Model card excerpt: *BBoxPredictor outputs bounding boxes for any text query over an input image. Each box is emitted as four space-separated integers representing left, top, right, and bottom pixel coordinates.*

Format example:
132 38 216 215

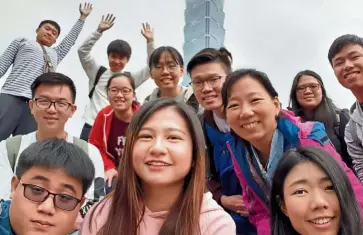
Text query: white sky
0 0 362 136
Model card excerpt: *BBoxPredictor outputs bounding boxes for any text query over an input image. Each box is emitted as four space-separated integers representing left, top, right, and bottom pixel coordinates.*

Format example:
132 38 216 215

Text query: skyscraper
182 0 226 85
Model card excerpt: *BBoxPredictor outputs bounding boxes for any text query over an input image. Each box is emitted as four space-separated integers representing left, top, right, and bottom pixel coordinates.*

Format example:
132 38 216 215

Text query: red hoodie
89 103 140 171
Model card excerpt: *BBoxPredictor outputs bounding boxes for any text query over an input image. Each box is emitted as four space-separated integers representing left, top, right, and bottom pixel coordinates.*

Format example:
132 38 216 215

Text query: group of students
0 2 363 235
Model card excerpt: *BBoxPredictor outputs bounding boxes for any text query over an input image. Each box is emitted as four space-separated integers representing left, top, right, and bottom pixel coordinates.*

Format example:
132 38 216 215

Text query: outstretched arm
131 23 155 88
78 14 115 82
0 39 22 78
54 2 93 63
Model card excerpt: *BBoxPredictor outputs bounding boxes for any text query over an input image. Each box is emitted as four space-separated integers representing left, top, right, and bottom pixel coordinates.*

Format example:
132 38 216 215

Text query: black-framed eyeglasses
34 98 73 111
19 181 81 211
190 76 224 91
296 83 321 93
152 63 180 73
108 87 133 96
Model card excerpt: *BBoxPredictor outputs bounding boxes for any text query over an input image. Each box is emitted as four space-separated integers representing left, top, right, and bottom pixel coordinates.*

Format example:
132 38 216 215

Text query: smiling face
9 167 82 235
107 76 135 112
282 161 341 235
108 53 129 72
296 75 323 111
132 106 193 189
225 76 280 146
332 44 363 91
190 62 227 111
36 23 59 47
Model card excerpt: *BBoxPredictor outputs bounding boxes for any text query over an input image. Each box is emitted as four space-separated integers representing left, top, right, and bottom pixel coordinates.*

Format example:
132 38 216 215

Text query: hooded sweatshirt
80 192 236 235
345 101 363 183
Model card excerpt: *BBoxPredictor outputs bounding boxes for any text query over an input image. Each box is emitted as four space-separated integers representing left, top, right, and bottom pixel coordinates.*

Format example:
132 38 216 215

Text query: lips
31 219 54 228
146 160 171 166
344 71 360 80
241 121 260 129
202 95 217 101
44 117 58 121
308 217 333 225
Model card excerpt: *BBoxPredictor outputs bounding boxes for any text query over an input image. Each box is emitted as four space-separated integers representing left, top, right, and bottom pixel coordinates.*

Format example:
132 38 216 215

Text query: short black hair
148 46 184 68
31 72 77 103
107 39 132 60
187 47 232 75
38 20 61 36
16 139 95 196
328 34 363 65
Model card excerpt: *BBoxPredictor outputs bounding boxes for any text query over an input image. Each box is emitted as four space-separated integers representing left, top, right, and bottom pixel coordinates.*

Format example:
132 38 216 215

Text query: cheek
283 196 308 229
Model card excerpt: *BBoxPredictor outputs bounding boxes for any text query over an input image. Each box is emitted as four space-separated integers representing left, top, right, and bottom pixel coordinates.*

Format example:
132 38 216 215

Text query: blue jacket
0 200 14 235
202 111 256 234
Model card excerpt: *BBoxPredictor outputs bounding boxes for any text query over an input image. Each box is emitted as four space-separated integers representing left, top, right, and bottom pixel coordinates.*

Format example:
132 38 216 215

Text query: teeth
310 218 332 225
242 121 258 129
147 162 169 166
346 72 359 79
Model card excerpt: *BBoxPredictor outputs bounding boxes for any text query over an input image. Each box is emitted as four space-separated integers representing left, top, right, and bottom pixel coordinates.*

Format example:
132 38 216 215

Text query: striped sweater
0 19 84 99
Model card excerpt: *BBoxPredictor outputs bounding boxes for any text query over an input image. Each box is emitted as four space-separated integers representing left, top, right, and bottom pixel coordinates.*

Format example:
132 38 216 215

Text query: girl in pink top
80 99 236 235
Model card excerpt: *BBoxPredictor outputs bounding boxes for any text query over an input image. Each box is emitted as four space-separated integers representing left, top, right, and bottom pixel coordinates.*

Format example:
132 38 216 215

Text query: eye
227 103 238 109
251 98 262 103
325 185 335 191
353 55 361 60
57 102 68 107
168 135 182 140
58 194 74 202
292 189 307 195
138 134 152 139
29 185 46 195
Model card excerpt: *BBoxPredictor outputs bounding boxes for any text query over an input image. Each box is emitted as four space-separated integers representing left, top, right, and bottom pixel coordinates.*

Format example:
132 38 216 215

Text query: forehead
298 75 319 85
285 162 327 184
230 76 268 97
334 44 363 59
191 62 227 80
109 77 132 87
156 51 177 63
142 107 189 131
40 23 59 33
34 84 73 101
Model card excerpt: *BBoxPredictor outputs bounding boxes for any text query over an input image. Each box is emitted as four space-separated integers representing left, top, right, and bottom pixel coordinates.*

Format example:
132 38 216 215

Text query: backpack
88 66 107 99
6 136 89 171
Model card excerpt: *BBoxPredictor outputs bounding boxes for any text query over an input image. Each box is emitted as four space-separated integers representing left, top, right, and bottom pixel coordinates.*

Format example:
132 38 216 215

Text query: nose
310 190 329 211
304 87 313 94
161 66 171 75
46 103 57 113
343 60 354 71
149 137 167 156
37 195 56 215
201 81 213 93
238 104 254 119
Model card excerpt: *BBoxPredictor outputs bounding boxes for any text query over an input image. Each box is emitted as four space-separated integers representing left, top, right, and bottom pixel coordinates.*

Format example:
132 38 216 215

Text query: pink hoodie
79 192 236 235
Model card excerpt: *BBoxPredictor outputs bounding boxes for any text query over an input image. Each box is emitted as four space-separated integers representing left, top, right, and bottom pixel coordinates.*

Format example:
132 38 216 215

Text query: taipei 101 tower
182 0 226 85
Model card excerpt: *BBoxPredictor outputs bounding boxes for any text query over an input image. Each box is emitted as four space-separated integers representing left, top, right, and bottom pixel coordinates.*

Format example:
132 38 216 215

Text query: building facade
182 0 226 85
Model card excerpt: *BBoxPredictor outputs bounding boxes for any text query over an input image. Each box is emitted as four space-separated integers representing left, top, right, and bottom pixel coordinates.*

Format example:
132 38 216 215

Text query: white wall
0 0 361 136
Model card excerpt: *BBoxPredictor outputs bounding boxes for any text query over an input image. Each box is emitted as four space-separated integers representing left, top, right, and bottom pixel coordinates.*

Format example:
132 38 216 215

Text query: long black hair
288 70 337 132
270 146 363 235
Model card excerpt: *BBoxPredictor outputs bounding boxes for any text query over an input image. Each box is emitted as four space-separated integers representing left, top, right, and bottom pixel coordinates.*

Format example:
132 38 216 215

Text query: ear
35 28 39 34
10 176 20 199
149 69 154 80
69 105 77 118
180 66 185 77
280 200 288 217
273 96 281 116
29 100 35 116
80 196 86 205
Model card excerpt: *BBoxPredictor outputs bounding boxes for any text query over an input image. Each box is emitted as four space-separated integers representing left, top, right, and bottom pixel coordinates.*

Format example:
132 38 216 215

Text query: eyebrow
229 91 263 99
30 175 77 194
288 176 331 188
140 127 187 135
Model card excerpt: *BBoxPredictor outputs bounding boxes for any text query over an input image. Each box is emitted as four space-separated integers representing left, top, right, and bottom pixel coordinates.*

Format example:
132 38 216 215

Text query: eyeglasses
34 98 72 111
296 83 321 93
19 181 81 211
191 76 224 91
108 87 133 96
152 63 180 73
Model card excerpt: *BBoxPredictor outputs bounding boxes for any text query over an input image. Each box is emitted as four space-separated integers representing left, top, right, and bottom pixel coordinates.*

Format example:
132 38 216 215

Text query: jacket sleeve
345 120 363 183
88 112 116 171
0 140 14 200
77 31 103 84
130 41 155 88
54 19 84 63
0 38 21 78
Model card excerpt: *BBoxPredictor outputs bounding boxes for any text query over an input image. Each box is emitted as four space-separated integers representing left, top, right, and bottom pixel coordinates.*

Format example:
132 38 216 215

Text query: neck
36 129 67 141
352 88 363 103
250 128 276 167
303 110 314 120
159 86 182 98
142 182 184 212
114 108 133 122
213 106 225 119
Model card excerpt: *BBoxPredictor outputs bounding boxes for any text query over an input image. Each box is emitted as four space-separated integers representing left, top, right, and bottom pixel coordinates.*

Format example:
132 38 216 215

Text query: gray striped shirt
0 19 84 99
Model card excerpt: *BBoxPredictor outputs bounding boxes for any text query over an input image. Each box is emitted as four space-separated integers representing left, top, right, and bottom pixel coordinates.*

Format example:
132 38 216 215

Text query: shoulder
81 198 112 235
199 192 236 234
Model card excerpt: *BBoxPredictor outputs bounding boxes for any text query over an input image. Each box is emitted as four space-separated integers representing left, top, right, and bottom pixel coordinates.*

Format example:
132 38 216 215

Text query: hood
351 101 363 126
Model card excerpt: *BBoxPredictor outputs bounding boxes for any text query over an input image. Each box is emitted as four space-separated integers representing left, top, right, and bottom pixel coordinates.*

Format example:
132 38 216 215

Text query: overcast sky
0 0 362 136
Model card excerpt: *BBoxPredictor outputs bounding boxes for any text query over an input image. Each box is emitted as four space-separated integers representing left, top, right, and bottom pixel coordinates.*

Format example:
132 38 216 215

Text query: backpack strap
334 112 341 137
73 137 89 154
6 135 22 171
88 66 107 99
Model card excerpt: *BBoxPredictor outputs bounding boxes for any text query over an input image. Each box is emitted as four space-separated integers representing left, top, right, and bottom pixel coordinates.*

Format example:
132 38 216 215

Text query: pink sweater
79 192 236 235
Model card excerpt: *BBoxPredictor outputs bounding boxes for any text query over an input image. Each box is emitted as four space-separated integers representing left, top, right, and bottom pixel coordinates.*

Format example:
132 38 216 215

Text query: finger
110 23 115 29
146 22 150 29
79 3 81 10
236 210 249 217
142 23 146 31
101 15 104 21
108 177 112 187
111 17 116 24
109 14 114 22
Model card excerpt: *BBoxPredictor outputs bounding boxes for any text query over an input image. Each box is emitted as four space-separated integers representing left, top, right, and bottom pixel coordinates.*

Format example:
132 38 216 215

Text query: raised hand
79 2 93 21
141 22 154 43
97 14 116 33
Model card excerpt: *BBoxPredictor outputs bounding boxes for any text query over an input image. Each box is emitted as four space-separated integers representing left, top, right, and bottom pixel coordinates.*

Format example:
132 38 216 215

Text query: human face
132 107 193 189
9 167 83 235
108 53 129 72
296 75 323 111
226 77 280 146
107 76 135 112
190 62 227 111
36 23 59 47
150 52 184 90
29 85 76 133
332 44 363 91
282 162 341 235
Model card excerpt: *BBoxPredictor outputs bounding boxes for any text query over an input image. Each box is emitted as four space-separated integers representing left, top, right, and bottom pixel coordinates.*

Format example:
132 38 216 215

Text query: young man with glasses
0 139 95 235
0 73 105 225
188 48 257 235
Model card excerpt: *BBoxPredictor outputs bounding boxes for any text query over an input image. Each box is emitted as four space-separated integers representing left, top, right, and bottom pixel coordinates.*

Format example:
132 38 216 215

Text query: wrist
97 28 104 34
79 15 87 22
146 39 154 44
